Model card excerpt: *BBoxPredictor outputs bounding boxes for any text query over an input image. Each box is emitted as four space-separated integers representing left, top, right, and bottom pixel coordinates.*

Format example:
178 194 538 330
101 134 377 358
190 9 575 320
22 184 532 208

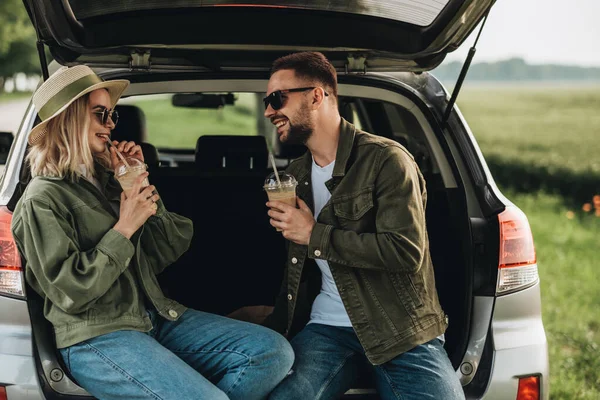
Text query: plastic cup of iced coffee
114 156 157 210
264 171 298 232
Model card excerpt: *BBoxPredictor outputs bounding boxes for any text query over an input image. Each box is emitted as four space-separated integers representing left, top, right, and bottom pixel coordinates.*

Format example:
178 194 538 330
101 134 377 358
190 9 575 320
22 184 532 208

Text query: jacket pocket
390 271 424 311
332 188 374 230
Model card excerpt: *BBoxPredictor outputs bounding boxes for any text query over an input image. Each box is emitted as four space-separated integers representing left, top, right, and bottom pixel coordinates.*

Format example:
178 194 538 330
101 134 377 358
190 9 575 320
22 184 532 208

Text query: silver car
0 1 548 399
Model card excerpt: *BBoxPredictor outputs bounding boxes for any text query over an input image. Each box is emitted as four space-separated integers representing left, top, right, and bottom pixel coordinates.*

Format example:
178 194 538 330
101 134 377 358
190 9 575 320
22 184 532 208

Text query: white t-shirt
79 164 103 193
308 157 352 327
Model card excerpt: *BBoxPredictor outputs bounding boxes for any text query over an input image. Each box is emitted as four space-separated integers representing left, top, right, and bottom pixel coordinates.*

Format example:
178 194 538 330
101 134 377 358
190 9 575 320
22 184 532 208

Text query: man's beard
283 106 313 145
285 122 313 145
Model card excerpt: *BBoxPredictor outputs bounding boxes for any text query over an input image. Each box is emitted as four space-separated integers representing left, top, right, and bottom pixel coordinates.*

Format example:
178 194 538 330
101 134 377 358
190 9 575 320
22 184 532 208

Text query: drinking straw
269 152 282 188
265 134 282 188
106 140 130 168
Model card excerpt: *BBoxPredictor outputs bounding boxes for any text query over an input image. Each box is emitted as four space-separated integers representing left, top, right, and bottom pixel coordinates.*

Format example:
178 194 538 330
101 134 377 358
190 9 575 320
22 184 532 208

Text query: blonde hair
27 93 112 181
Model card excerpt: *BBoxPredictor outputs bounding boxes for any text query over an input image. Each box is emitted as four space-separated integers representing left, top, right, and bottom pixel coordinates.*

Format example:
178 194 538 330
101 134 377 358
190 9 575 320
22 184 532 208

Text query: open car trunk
15 71 475 399
25 0 496 73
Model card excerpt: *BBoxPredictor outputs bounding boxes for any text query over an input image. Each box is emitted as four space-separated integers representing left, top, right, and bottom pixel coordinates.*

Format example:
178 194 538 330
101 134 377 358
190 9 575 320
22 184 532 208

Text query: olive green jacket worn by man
264 118 448 365
11 163 193 348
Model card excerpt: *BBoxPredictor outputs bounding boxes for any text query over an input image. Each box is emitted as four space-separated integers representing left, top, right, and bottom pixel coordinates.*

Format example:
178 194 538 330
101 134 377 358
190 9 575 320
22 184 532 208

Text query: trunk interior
16 77 473 398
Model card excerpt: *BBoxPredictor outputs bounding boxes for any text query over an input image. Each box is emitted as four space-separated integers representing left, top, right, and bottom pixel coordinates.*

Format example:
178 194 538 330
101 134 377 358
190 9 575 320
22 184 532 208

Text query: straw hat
28 65 129 145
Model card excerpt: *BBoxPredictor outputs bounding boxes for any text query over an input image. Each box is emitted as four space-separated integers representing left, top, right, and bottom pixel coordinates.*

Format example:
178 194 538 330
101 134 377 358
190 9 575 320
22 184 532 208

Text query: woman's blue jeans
59 308 294 400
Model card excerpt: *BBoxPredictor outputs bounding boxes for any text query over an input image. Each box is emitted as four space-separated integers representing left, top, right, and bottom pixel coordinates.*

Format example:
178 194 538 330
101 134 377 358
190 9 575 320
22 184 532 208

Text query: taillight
497 206 538 295
0 385 7 400
516 375 540 400
0 206 24 297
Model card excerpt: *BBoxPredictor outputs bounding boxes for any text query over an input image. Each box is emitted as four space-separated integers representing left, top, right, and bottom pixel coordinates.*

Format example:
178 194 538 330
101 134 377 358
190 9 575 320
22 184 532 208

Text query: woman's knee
273 334 295 372
269 331 295 368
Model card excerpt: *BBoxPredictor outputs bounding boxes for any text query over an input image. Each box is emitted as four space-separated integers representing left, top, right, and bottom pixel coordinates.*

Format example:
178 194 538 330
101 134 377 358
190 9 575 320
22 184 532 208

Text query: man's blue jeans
59 308 294 400
269 323 465 400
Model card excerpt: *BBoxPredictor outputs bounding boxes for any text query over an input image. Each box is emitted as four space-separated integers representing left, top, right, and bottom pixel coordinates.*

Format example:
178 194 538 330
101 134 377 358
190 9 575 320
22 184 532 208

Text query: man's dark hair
271 52 338 99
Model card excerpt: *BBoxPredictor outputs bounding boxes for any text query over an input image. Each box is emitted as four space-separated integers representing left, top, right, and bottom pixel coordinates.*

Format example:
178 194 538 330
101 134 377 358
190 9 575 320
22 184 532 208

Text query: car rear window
123 92 260 149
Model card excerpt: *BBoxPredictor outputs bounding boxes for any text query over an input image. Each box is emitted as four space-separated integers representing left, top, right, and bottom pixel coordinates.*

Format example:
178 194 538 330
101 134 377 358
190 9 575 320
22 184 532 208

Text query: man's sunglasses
92 107 119 127
263 87 329 110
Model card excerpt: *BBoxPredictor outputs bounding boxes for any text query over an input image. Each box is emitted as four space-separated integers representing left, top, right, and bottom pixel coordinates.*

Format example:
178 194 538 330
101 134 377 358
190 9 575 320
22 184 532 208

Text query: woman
11 65 294 400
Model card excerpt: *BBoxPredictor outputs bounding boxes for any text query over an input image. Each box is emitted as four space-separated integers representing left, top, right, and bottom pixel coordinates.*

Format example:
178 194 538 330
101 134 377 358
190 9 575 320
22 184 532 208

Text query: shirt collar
332 118 356 178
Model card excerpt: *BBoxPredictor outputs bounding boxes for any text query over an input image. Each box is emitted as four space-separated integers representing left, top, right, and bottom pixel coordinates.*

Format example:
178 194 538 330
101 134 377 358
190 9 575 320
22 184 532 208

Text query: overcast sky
442 0 600 67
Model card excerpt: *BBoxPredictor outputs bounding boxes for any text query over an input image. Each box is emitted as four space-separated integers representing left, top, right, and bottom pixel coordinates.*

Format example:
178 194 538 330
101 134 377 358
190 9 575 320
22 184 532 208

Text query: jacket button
291 257 298 264
287 294 293 301
304 181 309 186
125 258 131 267
168 310 178 318
314 250 321 257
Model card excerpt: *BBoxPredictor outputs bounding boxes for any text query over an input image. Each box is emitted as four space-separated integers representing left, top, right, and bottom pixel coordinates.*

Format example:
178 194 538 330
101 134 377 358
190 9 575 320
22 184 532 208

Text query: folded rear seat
157 135 287 316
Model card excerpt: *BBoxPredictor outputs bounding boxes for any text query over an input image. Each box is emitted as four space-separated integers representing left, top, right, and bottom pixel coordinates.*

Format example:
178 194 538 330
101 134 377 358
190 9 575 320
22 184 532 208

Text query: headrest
195 135 268 171
140 142 160 168
111 105 148 144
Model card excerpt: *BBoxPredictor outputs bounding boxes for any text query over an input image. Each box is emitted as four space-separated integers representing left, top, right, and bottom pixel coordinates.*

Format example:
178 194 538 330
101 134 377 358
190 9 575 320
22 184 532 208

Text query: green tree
0 0 40 92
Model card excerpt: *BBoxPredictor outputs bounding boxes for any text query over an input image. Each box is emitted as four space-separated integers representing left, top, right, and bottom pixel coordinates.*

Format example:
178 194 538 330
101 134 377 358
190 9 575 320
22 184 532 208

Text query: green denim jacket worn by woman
11 163 193 348
264 119 448 365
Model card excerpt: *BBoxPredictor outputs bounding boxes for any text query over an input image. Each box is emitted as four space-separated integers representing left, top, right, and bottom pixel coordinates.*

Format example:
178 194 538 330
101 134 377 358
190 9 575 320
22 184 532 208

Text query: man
262 52 464 400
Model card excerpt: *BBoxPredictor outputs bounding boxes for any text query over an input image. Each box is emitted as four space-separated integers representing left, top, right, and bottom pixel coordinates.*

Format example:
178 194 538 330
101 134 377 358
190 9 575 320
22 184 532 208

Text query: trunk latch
345 55 367 75
129 50 152 71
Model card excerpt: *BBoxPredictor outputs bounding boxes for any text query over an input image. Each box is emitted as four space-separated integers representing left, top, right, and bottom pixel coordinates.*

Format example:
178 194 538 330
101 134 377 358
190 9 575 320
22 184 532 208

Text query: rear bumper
482 282 550 399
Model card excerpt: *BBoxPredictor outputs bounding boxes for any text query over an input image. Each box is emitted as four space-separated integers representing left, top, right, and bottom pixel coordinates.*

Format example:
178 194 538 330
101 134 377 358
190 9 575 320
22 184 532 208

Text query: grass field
0 91 32 103
455 85 600 206
456 85 600 177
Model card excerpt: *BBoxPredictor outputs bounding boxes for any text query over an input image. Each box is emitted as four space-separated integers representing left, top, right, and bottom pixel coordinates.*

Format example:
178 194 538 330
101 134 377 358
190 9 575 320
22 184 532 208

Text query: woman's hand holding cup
113 172 160 239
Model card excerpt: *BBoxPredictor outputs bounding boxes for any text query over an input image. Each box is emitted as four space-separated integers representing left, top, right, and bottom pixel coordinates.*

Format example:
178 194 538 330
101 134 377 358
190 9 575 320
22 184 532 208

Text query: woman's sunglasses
263 87 329 110
92 107 119 127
